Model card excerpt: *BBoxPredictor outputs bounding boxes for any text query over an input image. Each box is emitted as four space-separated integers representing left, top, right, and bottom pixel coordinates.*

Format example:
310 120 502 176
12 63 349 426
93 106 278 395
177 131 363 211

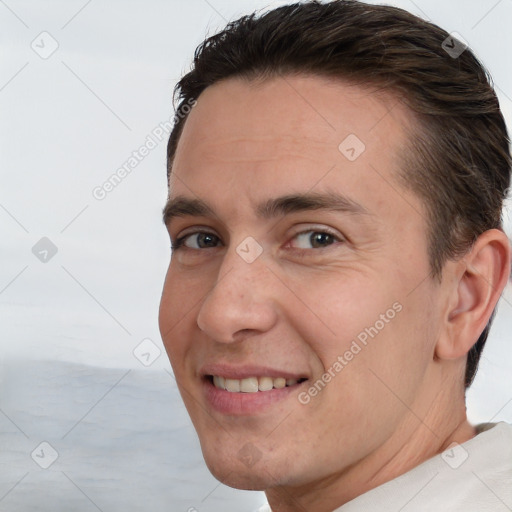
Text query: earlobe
435 229 511 361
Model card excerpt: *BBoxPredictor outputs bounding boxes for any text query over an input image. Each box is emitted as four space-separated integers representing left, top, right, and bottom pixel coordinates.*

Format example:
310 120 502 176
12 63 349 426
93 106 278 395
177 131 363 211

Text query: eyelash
171 233 214 251
170 228 344 252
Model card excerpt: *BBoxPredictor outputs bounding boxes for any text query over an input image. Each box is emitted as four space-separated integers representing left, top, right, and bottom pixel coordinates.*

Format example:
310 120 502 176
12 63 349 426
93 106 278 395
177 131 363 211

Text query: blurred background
1 0 511 510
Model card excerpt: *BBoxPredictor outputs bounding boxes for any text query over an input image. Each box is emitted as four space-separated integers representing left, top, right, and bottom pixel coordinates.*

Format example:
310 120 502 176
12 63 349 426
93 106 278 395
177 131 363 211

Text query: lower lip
203 378 306 415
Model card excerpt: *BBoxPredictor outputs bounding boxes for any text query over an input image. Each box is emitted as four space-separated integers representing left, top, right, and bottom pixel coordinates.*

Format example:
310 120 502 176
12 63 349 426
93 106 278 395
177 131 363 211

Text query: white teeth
213 376 225 389
273 377 286 389
240 377 259 393
258 376 273 391
225 378 241 392
212 375 302 392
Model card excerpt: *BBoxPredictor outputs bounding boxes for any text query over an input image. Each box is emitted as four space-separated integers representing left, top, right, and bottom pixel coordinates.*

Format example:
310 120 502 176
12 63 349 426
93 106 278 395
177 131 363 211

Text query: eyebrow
162 192 370 226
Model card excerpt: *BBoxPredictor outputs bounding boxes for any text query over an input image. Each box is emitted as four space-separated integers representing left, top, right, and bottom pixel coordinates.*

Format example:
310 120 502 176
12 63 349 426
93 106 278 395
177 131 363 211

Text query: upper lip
200 363 309 381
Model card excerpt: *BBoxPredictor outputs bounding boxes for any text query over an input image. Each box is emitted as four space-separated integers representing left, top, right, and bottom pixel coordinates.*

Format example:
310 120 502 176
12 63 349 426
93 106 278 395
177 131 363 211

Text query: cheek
290 272 435 421
158 266 178 340
158 266 199 368
321 288 438 422
290 272 400 368
159 262 207 322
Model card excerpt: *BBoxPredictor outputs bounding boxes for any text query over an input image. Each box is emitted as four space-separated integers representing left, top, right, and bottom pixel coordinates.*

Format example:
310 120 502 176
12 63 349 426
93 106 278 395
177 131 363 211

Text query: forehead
173 74 412 162
170 75 423 228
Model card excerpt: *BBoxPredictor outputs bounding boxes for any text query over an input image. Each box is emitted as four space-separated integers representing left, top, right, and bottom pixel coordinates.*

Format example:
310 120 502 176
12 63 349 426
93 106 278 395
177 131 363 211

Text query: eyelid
287 224 346 243
172 224 220 240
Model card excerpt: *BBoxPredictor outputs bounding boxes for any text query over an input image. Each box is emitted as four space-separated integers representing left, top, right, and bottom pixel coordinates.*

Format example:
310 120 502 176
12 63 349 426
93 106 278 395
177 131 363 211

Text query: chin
201 448 277 491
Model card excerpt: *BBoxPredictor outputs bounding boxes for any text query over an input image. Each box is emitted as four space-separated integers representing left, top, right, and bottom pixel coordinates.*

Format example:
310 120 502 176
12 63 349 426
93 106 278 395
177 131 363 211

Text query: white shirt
260 422 512 512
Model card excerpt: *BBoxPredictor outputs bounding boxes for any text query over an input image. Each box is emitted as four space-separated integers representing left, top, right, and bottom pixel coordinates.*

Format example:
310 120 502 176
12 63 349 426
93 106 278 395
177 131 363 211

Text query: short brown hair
166 0 511 387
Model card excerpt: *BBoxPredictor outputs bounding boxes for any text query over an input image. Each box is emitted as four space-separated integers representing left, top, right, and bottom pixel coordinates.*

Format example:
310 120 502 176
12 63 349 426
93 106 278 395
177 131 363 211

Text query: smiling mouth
209 375 308 393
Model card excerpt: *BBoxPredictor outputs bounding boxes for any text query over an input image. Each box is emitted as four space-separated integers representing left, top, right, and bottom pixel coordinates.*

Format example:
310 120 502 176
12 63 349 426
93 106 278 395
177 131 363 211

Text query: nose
196 247 278 344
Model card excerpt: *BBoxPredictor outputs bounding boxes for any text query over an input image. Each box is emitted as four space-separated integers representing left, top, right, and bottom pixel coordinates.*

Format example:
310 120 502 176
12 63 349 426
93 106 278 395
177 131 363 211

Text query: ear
435 229 511 361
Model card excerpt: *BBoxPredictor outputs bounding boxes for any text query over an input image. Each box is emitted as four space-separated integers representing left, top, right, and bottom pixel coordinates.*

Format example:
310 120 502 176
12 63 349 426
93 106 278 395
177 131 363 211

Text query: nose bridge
196 242 276 342
220 234 266 284
214 233 271 298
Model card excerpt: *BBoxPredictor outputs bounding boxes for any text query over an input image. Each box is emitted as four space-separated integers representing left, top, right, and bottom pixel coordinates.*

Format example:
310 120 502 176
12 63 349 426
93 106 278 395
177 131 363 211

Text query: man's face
159 76 444 490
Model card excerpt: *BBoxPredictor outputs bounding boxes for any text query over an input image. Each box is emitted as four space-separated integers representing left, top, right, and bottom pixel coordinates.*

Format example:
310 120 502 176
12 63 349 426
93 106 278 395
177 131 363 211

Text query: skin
159 75 510 512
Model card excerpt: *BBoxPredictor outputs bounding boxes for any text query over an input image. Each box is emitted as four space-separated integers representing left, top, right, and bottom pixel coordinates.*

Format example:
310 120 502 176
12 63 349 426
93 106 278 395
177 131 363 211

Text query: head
159 0 510 501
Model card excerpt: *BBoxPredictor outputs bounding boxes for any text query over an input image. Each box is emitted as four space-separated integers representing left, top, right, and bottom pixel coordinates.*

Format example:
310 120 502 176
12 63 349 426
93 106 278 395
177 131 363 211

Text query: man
158 1 512 510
